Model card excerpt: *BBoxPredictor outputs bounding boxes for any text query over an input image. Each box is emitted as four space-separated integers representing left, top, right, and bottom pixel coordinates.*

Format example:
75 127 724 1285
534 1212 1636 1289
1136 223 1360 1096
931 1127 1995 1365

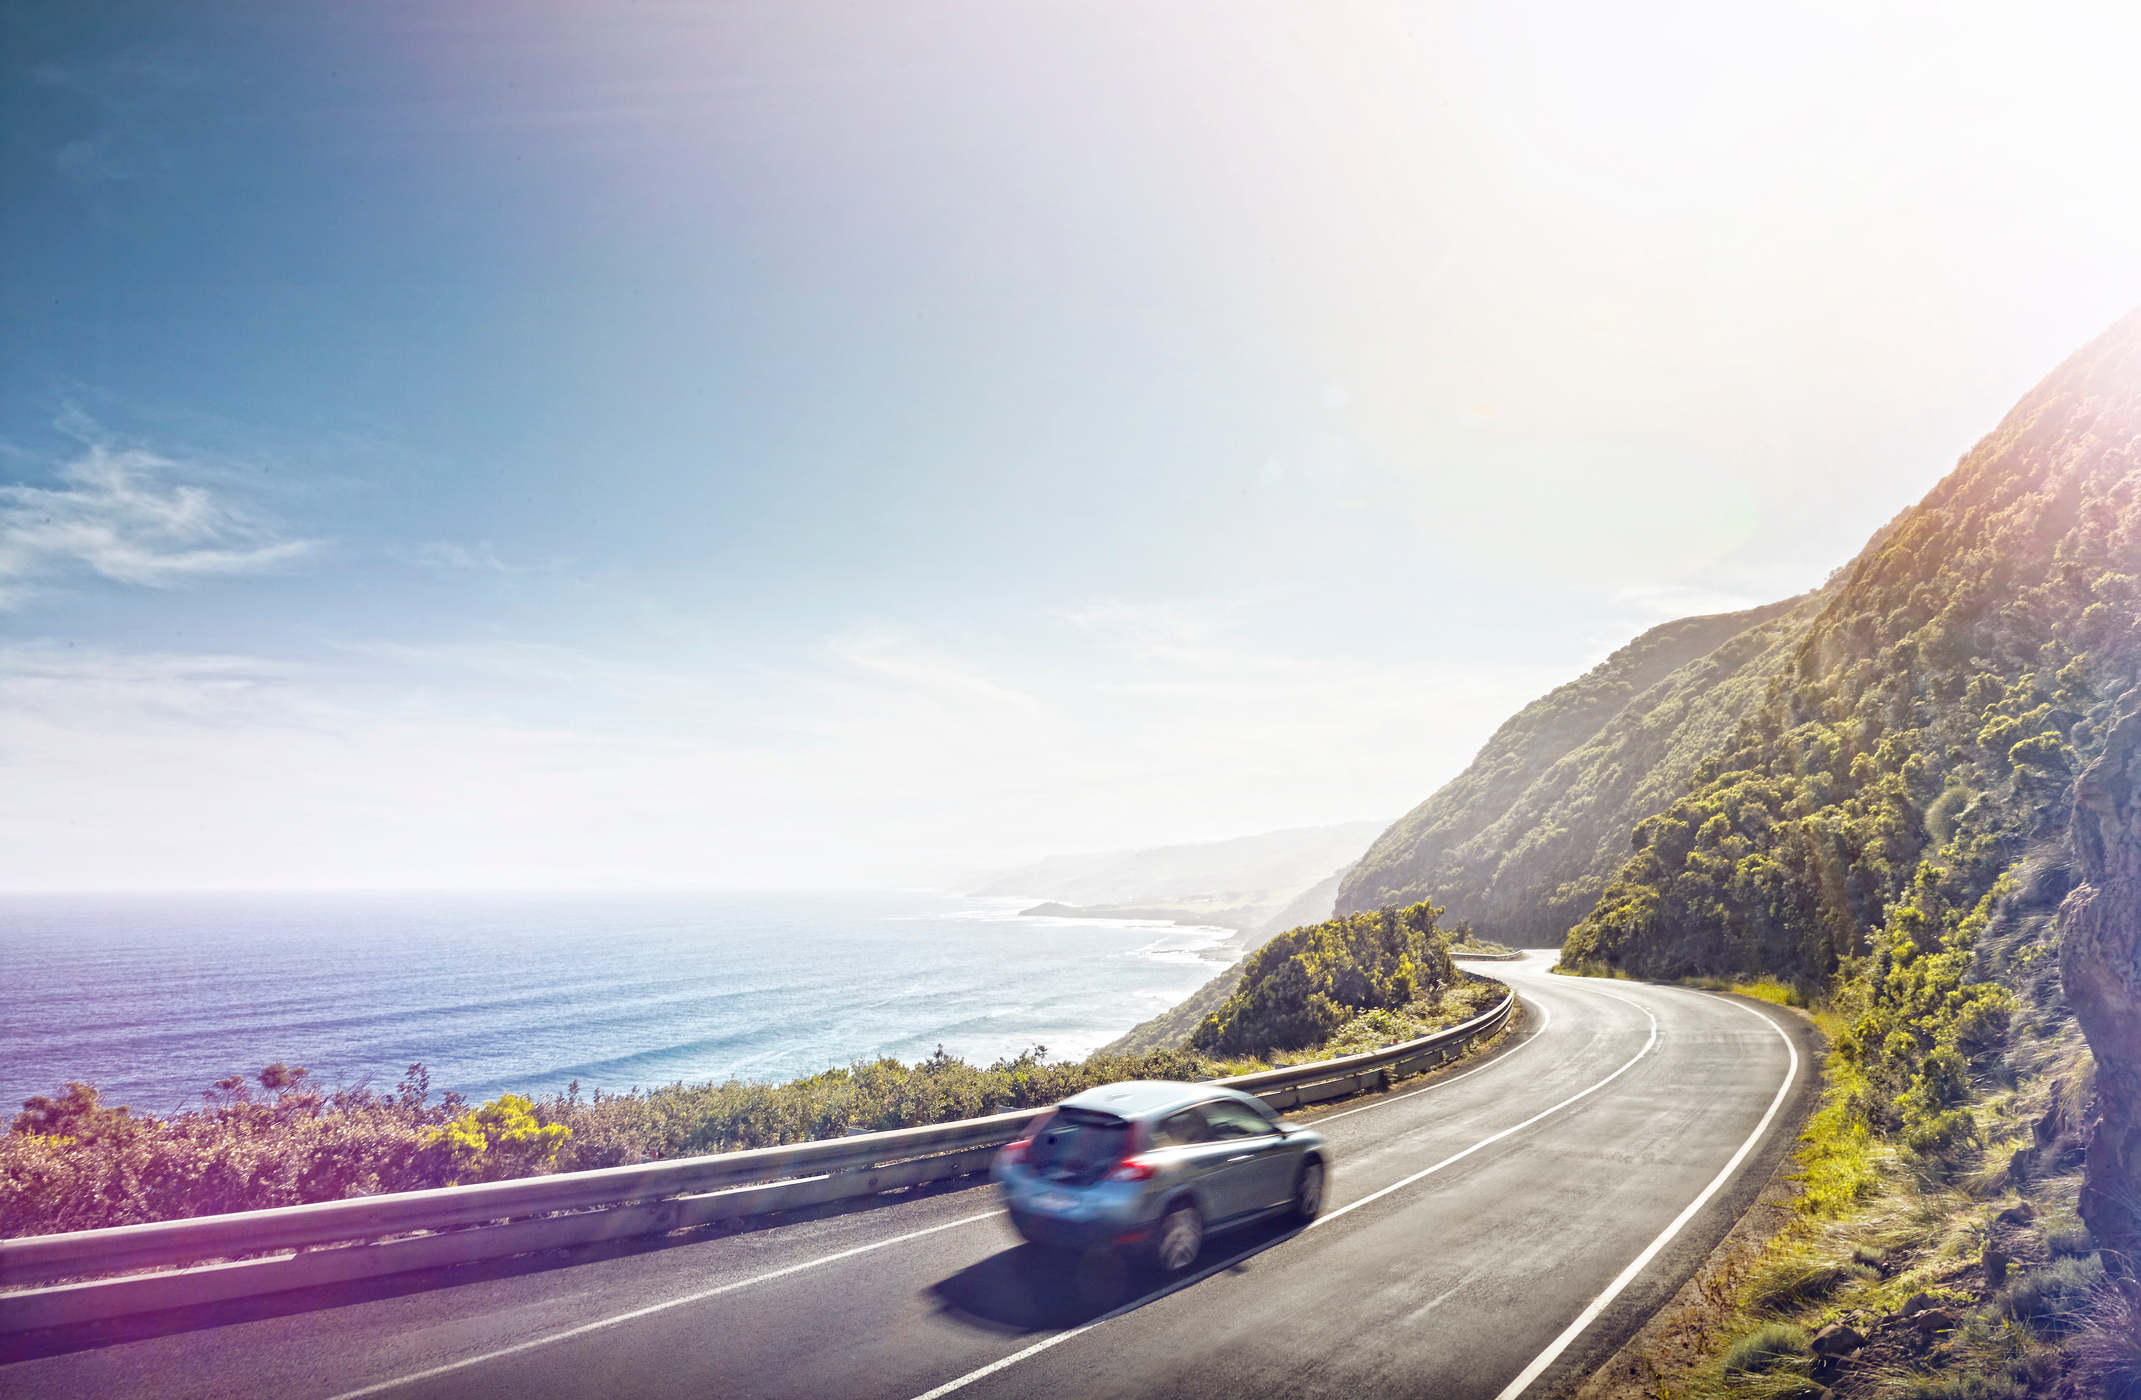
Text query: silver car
990 1079 1329 1273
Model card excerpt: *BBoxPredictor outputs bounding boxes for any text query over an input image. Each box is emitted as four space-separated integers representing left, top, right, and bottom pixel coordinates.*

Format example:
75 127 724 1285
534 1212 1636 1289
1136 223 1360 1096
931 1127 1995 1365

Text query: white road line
903 1246 1254 1400
903 992 1663 1400
1307 993 1655 1228
325 1209 1004 1400
1311 950 1651 1129
1492 992 1801 1400
1309 995 1551 1124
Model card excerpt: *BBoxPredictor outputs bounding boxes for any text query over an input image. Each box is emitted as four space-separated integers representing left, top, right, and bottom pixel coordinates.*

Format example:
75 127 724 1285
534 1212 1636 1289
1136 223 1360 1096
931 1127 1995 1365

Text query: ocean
0 890 1235 1116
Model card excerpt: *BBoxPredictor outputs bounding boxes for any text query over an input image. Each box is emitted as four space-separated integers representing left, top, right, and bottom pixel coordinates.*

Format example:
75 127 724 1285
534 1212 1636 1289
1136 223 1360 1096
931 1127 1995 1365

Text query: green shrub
435 1093 571 1184
1192 903 1455 1056
9 1082 142 1144
2005 1255 2103 1334
1312 981 1506 1059
537 1041 1213 1167
0 1063 465 1237
2005 730 2065 770
1445 919 1515 955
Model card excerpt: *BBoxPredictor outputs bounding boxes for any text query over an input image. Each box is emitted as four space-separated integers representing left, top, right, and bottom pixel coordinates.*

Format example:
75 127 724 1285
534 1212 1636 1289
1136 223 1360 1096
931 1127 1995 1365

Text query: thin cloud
0 438 315 605
820 628 1042 713
34 53 200 188
393 540 552 573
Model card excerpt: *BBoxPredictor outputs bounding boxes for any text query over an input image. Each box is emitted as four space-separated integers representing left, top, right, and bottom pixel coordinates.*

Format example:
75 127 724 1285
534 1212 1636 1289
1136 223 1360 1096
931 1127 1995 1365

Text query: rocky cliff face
2060 693 2141 1282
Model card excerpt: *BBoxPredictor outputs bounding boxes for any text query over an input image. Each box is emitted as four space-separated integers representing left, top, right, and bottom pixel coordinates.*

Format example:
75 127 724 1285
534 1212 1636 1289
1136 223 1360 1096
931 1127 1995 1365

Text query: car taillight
1000 1138 1031 1164
1107 1156 1157 1182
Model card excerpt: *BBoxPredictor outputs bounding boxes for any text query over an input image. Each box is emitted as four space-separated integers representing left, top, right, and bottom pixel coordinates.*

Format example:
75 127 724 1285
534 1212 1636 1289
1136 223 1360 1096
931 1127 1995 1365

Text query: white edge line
326 1209 1004 1400
906 989 1660 1400
1491 992 1802 1400
1307 994 1550 1125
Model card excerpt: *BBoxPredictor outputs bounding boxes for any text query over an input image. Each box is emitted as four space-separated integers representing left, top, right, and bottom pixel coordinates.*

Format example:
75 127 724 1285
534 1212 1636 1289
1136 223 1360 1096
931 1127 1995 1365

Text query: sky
3 0 2139 890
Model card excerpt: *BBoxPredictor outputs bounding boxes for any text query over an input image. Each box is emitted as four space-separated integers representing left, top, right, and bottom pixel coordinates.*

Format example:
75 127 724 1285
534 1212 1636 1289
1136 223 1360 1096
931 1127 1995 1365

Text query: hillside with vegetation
1189 901 1457 1055
1336 595 1816 944
1551 308 2141 1400
1562 309 2141 985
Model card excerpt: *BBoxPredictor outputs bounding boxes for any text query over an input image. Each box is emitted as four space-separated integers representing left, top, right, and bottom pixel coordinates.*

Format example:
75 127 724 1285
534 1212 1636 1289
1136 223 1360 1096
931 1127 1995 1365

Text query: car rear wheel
1292 1158 1325 1222
1153 1200 1203 1273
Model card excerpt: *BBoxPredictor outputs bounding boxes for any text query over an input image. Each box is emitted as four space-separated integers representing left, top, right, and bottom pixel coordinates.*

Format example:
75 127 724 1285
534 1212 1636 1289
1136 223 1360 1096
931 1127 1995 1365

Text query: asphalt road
1 954 1818 1400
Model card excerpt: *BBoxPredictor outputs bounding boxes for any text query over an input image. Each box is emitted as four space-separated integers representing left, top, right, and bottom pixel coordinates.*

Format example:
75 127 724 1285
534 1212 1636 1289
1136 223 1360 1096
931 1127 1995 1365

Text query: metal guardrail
0 988 1513 1333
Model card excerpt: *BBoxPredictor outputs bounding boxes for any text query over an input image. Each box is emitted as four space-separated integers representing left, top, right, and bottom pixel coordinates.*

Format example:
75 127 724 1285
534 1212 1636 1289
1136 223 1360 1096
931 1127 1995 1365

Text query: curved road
1 955 1817 1400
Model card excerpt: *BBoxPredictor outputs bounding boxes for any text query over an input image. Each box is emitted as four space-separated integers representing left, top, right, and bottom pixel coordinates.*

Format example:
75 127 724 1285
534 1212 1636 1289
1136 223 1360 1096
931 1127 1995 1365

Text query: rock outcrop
2060 691 2141 1282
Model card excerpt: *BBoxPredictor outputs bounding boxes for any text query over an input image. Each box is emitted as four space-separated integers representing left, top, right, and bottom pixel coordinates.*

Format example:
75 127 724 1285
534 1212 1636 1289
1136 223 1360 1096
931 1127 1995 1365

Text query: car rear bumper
1007 1207 1153 1250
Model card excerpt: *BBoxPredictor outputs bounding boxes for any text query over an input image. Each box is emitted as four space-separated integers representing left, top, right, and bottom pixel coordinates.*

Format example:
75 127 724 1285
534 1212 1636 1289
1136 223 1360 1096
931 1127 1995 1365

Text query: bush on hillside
1313 980 1508 1059
436 1092 572 1184
1190 902 1456 1057
2006 1255 2106 1334
529 1042 1210 1169
0 1042 1212 1237
0 1064 466 1238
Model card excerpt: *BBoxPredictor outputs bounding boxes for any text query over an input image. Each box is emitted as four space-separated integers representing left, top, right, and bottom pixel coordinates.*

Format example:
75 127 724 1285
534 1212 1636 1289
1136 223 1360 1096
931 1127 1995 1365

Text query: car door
1150 1105 1251 1219
1194 1098 1295 1219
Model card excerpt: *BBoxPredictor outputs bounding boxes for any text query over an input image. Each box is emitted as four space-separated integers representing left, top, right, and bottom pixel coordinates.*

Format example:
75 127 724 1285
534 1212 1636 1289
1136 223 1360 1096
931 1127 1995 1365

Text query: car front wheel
1153 1199 1203 1273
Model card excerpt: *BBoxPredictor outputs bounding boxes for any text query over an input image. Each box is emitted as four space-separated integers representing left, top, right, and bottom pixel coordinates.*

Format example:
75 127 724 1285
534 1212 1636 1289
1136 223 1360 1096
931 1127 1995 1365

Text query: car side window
1197 1099 1273 1140
1151 1107 1205 1148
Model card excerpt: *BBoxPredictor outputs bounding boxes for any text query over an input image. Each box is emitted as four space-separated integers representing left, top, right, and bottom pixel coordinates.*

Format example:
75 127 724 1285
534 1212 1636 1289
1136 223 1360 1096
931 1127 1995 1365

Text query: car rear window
1029 1107 1133 1183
